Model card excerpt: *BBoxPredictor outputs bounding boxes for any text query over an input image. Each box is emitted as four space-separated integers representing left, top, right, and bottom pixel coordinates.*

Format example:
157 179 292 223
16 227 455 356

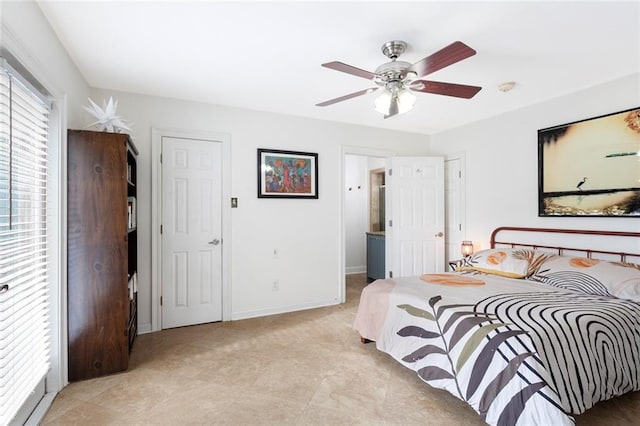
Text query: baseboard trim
138 299 343 329
231 299 340 321
137 323 152 334
24 392 55 426
345 266 366 274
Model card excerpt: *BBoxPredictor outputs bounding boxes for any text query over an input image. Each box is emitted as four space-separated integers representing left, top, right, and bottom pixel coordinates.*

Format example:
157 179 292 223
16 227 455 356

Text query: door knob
208 238 220 245
435 232 444 237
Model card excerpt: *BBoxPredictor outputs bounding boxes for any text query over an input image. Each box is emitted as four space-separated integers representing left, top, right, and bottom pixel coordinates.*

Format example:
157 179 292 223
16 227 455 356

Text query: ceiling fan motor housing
381 40 407 59
375 41 416 86
375 60 412 81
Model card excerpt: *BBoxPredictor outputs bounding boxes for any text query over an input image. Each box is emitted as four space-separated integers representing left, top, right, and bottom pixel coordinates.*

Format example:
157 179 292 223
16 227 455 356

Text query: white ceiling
38 1 640 135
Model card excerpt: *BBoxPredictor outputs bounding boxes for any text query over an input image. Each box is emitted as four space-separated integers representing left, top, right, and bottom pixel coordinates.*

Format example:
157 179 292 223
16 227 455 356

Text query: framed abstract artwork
538 107 640 217
257 148 318 199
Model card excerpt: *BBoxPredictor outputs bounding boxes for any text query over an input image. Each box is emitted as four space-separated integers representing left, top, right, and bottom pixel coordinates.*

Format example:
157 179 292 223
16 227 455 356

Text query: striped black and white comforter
353 274 640 425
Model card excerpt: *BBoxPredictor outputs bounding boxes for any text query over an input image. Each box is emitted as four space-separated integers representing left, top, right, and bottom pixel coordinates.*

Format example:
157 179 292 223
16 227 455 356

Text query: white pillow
456 248 532 278
532 256 640 302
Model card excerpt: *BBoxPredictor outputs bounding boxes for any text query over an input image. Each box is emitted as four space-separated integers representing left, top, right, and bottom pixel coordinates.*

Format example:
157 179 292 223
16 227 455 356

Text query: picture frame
257 148 318 199
538 107 640 217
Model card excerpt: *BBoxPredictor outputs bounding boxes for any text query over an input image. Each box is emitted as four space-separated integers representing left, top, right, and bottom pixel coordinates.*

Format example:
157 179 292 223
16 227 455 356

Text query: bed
353 227 640 426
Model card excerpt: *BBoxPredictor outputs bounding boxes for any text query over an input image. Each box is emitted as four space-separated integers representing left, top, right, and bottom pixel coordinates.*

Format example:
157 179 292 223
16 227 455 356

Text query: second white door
161 136 222 328
386 156 445 277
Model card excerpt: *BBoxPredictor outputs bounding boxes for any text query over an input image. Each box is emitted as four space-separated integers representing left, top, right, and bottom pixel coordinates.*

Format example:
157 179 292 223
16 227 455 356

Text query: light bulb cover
374 84 416 116
396 88 416 114
374 88 392 115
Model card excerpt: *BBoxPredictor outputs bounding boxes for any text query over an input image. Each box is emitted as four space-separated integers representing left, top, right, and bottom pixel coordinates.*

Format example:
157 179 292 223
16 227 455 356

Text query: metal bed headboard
490 226 640 262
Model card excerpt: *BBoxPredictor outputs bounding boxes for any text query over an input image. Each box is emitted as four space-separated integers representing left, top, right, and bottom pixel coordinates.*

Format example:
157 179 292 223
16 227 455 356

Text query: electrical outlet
272 280 279 291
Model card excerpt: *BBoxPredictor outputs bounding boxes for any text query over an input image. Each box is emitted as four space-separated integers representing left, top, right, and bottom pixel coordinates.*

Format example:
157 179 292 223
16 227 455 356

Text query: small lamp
461 241 474 257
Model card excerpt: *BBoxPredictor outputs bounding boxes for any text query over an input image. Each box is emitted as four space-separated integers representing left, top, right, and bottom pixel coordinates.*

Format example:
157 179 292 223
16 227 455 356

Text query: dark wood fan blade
411 80 482 99
407 41 476 78
316 88 375 107
321 61 377 80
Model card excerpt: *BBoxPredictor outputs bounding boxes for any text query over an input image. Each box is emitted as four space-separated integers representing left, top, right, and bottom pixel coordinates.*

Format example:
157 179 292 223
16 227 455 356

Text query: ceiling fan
316 40 482 118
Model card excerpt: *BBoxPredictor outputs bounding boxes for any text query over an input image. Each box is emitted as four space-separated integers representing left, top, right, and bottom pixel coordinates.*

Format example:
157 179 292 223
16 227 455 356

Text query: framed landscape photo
538 107 640 217
257 148 318 199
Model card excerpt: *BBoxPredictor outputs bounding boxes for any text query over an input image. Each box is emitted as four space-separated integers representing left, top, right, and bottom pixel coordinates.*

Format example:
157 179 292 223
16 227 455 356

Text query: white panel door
386 156 445 277
162 136 222 328
445 158 463 264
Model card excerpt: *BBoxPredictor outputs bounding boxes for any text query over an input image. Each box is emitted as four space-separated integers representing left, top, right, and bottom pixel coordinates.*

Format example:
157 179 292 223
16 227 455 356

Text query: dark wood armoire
67 129 138 381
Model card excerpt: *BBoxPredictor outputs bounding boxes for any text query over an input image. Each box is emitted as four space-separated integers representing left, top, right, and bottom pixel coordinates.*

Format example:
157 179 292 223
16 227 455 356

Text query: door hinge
388 219 392 227
458 170 461 178
160 296 163 306
459 223 462 231
389 271 393 278
160 153 163 164
160 225 163 234
388 169 393 176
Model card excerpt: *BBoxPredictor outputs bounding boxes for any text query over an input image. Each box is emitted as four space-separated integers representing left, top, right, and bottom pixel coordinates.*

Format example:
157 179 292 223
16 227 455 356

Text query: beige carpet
43 273 639 425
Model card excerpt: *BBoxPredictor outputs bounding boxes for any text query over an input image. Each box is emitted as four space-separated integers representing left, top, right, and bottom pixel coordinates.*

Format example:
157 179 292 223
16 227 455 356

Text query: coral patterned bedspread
353 273 640 426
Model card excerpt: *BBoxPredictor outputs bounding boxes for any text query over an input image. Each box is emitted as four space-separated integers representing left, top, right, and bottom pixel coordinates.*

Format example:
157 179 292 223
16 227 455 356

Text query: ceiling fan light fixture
374 84 416 115
374 87 393 115
396 87 416 114
403 70 418 83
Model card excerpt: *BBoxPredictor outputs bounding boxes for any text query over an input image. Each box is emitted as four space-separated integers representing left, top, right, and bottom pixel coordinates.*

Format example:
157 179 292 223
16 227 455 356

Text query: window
0 58 51 424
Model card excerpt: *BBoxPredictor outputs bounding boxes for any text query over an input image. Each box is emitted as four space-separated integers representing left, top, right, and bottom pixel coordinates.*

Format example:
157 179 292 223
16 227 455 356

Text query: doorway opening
339 146 393 304
344 155 386 275
340 148 466 304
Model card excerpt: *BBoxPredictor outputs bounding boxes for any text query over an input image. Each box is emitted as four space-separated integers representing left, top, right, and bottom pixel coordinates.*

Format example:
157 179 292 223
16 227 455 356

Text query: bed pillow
531 255 640 302
456 248 533 278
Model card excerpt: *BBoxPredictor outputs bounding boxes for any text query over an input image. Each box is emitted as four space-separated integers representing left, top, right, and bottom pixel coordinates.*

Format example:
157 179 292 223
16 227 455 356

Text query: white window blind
0 59 51 424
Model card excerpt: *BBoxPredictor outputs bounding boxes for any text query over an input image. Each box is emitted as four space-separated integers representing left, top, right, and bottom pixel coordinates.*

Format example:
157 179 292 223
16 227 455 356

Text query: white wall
431 73 640 253
344 155 368 274
1 1 90 128
88 88 430 326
